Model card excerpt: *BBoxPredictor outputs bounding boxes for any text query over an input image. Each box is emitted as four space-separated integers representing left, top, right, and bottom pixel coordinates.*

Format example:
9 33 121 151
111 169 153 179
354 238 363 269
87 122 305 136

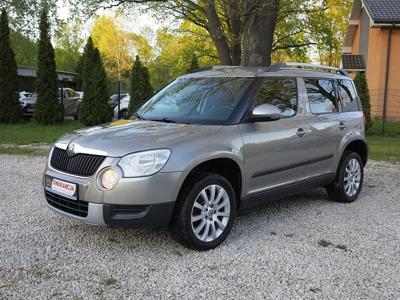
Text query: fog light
99 168 119 190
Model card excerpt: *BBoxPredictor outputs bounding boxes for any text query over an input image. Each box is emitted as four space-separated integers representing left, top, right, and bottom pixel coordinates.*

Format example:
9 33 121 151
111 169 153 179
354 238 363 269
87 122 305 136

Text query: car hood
55 119 223 157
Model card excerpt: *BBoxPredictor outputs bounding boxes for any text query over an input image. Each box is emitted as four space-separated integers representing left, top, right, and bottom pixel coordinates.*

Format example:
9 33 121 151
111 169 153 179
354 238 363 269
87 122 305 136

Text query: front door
239 77 311 196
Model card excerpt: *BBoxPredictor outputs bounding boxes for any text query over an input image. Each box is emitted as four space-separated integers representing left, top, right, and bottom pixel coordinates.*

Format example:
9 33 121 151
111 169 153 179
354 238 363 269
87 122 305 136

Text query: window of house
337 80 359 112
305 79 338 114
254 78 298 118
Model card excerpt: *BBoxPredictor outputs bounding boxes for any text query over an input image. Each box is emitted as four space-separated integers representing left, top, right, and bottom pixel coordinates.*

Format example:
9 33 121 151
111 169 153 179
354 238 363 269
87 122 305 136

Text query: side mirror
250 104 282 122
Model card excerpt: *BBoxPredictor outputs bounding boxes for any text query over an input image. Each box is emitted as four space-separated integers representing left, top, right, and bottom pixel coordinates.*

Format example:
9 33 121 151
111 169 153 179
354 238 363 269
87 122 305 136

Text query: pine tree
354 72 372 129
128 55 153 112
0 10 22 123
79 37 112 126
33 7 64 125
187 55 199 73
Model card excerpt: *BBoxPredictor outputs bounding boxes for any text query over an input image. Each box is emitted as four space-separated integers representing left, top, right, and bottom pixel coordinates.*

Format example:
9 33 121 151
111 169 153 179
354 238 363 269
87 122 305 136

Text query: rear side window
337 80 359 112
305 79 338 114
254 78 297 118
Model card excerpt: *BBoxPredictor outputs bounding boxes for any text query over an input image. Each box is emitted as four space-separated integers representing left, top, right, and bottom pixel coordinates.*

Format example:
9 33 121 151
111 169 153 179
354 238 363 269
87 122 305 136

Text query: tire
326 151 364 203
169 172 237 250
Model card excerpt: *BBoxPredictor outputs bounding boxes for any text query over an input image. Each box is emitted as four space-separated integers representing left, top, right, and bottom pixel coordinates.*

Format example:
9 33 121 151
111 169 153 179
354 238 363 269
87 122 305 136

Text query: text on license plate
51 178 77 197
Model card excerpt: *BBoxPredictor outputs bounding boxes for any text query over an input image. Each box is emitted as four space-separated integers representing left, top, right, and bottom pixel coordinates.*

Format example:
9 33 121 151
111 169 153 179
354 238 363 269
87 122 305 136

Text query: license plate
51 178 77 199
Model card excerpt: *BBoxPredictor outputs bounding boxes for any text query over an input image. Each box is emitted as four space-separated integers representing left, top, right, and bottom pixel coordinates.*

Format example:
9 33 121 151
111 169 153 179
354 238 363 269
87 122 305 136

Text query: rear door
239 77 311 195
304 78 343 176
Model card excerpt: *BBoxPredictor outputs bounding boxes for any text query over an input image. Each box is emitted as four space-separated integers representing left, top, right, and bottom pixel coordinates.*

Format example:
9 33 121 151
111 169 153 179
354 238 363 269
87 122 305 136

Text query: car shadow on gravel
47 187 342 253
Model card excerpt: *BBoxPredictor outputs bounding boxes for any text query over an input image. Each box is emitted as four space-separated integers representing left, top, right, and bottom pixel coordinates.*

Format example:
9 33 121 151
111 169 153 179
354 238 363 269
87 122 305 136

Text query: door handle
339 121 346 131
297 128 307 137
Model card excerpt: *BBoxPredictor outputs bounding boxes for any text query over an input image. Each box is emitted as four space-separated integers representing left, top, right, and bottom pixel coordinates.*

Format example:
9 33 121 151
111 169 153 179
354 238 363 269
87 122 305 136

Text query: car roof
180 64 350 80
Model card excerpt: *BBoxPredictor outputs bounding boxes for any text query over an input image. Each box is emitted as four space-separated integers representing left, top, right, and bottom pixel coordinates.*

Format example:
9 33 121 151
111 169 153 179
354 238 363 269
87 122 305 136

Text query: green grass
0 120 83 145
368 120 400 137
367 135 400 163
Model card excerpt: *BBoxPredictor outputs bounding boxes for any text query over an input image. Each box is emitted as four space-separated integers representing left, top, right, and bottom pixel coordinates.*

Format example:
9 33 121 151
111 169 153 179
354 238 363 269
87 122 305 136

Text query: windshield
136 77 253 124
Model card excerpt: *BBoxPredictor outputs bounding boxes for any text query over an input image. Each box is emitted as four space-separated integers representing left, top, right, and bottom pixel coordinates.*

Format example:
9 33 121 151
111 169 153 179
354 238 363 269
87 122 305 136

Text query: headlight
98 168 119 190
118 149 171 177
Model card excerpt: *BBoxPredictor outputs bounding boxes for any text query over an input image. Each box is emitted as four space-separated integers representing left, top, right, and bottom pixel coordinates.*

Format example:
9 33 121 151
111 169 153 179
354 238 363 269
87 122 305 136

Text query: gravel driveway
0 155 399 299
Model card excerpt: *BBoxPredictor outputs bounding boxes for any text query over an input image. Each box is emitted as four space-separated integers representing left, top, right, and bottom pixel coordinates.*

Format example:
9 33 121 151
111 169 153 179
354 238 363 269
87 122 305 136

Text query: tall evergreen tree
33 6 64 124
79 37 112 126
0 9 22 123
128 55 153 112
187 55 200 73
354 72 372 129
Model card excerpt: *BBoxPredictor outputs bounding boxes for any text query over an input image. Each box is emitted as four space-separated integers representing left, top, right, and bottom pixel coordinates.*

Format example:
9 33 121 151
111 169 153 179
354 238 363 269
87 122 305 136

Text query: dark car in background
20 88 82 119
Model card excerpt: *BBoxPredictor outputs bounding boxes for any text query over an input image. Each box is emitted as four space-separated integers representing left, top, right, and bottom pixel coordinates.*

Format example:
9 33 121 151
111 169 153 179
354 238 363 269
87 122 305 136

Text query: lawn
367 136 400 163
0 120 84 145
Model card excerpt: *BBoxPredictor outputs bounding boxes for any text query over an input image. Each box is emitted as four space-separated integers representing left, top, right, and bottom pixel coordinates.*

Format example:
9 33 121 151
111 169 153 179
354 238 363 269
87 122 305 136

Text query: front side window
136 77 253 124
337 80 359 112
254 78 297 117
305 79 338 114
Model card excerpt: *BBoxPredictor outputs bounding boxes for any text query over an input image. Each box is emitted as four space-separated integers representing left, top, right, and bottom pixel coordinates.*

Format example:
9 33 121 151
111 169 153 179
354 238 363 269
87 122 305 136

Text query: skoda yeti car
43 63 368 250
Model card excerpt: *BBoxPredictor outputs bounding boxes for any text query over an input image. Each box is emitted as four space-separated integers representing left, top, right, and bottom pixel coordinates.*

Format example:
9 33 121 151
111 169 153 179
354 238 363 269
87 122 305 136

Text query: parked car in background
110 93 128 109
43 63 368 250
20 88 82 119
20 93 37 118
113 94 130 119
19 91 31 100
59 88 82 120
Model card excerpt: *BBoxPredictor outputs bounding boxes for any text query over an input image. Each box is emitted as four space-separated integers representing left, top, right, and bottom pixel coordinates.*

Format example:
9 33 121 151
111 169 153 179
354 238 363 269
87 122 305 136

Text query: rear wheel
326 151 364 203
169 173 236 250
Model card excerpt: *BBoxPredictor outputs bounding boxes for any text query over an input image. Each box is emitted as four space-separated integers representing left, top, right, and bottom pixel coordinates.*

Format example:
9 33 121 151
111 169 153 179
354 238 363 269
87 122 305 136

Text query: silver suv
43 63 368 250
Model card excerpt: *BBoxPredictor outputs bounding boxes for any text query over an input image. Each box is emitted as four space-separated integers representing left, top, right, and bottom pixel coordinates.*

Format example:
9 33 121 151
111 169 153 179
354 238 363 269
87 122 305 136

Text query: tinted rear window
305 79 338 114
337 80 359 112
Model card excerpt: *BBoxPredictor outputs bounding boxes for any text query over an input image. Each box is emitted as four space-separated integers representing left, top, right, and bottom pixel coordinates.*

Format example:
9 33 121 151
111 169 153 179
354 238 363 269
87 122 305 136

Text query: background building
342 0 400 120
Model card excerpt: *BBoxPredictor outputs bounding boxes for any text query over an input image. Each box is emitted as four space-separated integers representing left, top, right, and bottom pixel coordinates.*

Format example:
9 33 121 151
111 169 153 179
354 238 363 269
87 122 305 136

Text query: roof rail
268 62 348 76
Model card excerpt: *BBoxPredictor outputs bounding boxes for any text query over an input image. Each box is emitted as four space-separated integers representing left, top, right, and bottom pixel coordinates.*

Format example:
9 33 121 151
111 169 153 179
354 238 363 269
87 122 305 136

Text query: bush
128 55 153 112
0 9 22 123
33 7 64 125
79 37 112 126
354 72 371 129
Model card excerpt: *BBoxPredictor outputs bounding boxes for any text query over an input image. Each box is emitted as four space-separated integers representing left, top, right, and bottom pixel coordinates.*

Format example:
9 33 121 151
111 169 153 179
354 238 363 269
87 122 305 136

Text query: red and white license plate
51 178 77 198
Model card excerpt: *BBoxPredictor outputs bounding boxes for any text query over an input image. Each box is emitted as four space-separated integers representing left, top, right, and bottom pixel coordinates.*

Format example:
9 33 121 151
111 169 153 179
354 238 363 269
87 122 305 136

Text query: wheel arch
178 157 244 210
341 139 368 166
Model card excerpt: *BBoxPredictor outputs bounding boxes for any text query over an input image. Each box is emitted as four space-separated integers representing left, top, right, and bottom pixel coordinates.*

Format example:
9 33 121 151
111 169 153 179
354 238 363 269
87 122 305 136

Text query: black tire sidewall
337 152 364 202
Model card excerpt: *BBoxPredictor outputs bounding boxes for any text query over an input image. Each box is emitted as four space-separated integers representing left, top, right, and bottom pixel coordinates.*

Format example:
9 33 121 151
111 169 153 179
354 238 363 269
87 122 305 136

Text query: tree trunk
228 0 242 65
203 1 233 65
241 0 280 66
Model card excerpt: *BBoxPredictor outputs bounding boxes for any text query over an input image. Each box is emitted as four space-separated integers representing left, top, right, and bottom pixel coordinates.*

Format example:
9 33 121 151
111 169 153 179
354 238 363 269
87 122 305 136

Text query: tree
10 30 38 68
149 22 218 89
79 37 112 126
54 20 83 72
0 0 58 35
309 0 352 67
128 55 153 112
354 72 372 129
0 9 22 123
33 7 64 125
72 0 281 66
187 55 200 73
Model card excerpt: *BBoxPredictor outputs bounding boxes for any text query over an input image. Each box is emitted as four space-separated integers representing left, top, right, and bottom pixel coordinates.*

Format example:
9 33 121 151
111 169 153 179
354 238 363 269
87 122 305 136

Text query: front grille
50 147 105 177
45 190 88 217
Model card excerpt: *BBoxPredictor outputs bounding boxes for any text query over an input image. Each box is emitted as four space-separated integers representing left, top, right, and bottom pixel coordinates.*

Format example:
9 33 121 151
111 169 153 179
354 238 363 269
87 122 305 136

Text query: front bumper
44 188 175 227
43 149 187 227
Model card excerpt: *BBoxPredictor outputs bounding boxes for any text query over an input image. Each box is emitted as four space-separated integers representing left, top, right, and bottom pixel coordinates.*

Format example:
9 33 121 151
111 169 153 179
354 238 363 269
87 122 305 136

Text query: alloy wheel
191 184 231 242
344 158 361 197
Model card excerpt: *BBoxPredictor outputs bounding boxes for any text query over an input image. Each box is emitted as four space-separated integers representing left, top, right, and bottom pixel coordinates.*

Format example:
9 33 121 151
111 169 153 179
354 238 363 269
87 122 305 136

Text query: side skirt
239 173 335 211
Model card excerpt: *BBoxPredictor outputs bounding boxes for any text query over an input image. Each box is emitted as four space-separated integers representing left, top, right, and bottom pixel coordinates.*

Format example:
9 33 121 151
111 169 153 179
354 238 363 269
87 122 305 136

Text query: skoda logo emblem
67 143 76 157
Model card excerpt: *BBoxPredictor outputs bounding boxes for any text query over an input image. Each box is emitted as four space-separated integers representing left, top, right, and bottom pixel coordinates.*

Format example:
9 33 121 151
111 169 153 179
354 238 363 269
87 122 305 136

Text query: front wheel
326 151 364 203
169 173 236 250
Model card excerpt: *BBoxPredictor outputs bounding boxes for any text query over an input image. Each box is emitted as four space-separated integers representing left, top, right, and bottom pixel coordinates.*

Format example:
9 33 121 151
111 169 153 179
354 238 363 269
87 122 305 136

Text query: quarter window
337 80 359 112
254 78 297 118
305 79 338 114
